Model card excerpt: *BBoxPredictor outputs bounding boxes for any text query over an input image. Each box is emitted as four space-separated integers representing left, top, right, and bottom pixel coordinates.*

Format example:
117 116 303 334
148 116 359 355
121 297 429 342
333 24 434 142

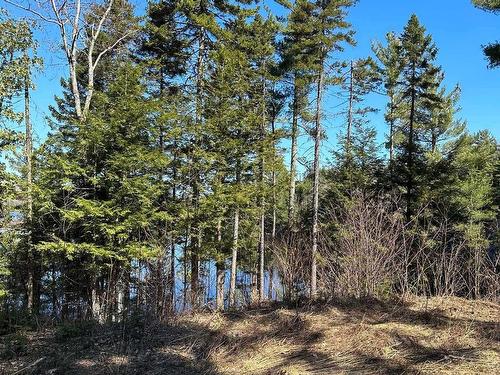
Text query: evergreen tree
280 0 317 227
242 12 280 303
332 58 381 194
372 32 403 164
0 12 41 312
300 0 355 297
171 0 248 306
204 30 254 307
139 0 191 315
36 64 167 320
202 8 279 307
393 15 443 221
441 131 498 297
417 87 465 215
141 0 188 92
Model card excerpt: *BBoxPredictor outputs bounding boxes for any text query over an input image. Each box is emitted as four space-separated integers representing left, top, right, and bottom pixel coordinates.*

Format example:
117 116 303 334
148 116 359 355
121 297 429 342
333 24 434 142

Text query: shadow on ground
1 297 498 374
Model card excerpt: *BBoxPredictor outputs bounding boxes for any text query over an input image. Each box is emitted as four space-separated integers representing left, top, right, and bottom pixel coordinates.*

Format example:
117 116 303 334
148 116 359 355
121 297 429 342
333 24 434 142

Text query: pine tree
141 0 188 92
242 12 280 303
442 131 498 297
36 63 167 321
395 15 443 221
419 85 466 213
425 85 465 155
0 13 41 313
173 0 248 307
139 0 190 316
332 58 380 193
372 32 403 164
203 9 271 308
298 0 355 298
280 0 317 227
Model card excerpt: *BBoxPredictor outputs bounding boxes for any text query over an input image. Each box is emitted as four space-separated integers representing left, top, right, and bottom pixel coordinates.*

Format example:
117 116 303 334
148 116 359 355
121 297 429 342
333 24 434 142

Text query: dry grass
1 296 498 374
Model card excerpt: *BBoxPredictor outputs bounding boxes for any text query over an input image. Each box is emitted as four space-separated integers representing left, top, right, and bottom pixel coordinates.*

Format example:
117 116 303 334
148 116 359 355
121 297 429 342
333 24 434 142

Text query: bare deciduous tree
3 0 136 120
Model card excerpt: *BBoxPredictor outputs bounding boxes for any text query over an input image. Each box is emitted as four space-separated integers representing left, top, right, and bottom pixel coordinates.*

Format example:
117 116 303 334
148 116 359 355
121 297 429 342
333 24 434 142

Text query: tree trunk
215 216 225 310
311 65 325 299
215 218 225 311
116 278 125 322
25 72 32 221
182 226 190 311
229 156 241 308
269 116 277 301
389 95 395 164
190 26 206 311
407 64 416 222
69 56 83 120
258 77 266 304
288 77 299 227
91 278 102 323
170 238 176 313
229 207 240 308
216 261 225 310
431 130 437 153
24 68 38 315
347 60 354 151
190 247 200 308
389 119 394 163
258 210 265 303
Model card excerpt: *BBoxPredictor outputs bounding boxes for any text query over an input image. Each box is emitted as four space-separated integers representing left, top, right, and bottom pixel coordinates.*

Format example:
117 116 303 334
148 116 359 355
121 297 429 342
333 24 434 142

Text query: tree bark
215 219 225 310
229 207 239 308
269 116 277 301
190 25 206 310
389 110 395 163
169 237 176 313
216 261 225 310
24 66 38 315
182 226 190 311
311 65 325 299
288 77 299 227
190 246 200 308
347 60 354 151
258 77 266 304
170 157 177 313
229 154 242 308
407 63 416 222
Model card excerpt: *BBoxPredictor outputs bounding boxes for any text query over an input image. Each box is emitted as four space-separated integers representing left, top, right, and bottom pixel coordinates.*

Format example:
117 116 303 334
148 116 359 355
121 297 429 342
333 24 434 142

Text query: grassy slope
1 296 499 374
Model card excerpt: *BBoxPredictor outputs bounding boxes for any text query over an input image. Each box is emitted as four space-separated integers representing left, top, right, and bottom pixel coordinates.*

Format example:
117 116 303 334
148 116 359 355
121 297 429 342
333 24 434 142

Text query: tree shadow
2 298 498 374
2 320 222 375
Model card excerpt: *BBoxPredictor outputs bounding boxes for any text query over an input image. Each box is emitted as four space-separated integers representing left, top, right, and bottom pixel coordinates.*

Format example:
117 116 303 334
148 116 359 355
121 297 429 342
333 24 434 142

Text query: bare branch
93 29 136 69
2 0 60 25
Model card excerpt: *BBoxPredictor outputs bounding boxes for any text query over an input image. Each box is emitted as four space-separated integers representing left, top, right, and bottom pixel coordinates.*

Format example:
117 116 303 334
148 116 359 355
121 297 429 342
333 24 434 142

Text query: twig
11 357 45 375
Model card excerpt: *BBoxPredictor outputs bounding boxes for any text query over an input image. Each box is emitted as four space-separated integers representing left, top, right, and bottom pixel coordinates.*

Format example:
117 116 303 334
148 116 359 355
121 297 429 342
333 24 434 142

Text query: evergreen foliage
0 1 497 321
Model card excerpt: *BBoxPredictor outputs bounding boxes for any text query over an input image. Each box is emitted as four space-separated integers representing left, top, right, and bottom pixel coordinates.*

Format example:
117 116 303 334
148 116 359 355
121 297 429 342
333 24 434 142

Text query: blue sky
8 0 499 156
341 0 500 136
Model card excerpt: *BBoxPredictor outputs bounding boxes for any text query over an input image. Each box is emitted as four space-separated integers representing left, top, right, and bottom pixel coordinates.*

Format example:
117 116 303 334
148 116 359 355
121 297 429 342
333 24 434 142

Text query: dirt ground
1 296 499 374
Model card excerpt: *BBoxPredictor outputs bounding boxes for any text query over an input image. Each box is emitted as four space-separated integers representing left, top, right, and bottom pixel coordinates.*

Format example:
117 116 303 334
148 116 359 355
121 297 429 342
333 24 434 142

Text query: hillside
1 296 499 375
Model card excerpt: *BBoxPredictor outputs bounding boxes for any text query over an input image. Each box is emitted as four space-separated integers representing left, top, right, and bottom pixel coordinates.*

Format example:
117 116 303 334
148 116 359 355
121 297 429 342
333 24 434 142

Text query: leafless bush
405 216 467 297
271 230 309 302
320 192 406 299
481 253 500 301
403 206 499 301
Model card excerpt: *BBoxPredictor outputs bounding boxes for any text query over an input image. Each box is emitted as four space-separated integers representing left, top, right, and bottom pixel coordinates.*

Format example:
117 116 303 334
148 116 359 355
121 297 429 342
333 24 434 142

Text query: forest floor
1 296 499 375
